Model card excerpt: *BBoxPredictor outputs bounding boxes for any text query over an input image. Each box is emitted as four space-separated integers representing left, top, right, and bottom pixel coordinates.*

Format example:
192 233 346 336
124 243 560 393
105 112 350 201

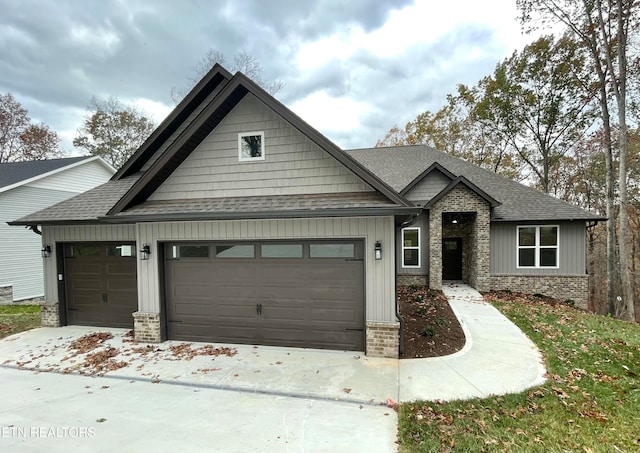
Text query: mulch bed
398 285 466 358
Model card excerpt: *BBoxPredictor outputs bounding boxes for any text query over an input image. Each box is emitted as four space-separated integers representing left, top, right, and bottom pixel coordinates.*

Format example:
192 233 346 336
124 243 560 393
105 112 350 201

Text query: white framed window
238 131 265 161
402 227 420 268
517 225 559 268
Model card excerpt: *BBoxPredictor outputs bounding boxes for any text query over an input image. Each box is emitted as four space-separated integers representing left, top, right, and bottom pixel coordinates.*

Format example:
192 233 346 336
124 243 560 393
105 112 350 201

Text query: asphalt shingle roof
0 156 92 190
346 145 603 222
111 192 401 220
12 175 141 224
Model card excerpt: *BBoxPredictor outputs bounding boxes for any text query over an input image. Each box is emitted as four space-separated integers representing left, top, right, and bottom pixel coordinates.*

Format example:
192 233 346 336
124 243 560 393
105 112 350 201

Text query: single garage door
64 243 138 328
165 240 365 351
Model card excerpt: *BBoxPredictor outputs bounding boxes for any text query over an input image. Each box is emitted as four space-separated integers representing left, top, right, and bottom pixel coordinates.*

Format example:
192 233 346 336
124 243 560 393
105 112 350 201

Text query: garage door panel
65 242 137 329
165 241 364 351
311 307 360 322
67 263 102 275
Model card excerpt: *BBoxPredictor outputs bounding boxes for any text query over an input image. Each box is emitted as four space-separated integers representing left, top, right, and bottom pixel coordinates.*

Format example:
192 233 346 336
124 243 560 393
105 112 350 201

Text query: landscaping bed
398 285 466 358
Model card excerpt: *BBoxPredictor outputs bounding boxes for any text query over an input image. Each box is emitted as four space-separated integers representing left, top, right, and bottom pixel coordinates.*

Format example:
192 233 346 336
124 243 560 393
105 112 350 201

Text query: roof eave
112 64 233 180
99 206 423 224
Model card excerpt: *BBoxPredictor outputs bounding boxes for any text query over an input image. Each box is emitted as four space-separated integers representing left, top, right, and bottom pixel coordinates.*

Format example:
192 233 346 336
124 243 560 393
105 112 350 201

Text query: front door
442 238 462 280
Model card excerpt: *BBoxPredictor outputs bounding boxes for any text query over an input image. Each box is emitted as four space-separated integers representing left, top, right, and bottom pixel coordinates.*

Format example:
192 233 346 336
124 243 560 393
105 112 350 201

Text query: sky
0 0 541 154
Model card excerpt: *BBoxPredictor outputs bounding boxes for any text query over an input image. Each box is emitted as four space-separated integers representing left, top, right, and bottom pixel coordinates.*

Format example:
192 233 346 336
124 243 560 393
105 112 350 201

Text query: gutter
395 213 420 357
97 207 423 223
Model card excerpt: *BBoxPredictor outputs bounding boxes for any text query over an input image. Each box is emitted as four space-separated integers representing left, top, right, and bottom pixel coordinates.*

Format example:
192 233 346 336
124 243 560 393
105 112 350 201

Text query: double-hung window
402 227 420 268
517 226 559 268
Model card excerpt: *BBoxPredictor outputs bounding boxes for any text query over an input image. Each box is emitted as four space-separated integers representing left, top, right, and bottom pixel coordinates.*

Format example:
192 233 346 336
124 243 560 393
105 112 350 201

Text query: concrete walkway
399 282 547 401
0 282 546 406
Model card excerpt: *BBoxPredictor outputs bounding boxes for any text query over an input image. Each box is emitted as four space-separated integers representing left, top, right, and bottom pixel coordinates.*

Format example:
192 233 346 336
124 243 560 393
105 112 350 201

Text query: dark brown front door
442 238 462 280
165 241 365 351
64 243 138 328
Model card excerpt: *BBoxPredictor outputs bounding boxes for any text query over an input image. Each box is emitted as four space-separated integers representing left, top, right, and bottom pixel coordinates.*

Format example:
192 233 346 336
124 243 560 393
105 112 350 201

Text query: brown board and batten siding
41 225 136 304
147 94 373 201
490 221 586 275
136 216 396 323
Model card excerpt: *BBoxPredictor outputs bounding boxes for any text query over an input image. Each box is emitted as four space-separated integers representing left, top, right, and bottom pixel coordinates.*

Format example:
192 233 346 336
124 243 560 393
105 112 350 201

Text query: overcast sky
0 0 540 154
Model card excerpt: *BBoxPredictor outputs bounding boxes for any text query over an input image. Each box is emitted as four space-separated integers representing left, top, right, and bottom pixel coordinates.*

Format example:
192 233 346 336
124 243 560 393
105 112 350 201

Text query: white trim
238 131 265 162
0 156 115 194
401 227 420 268
516 225 560 269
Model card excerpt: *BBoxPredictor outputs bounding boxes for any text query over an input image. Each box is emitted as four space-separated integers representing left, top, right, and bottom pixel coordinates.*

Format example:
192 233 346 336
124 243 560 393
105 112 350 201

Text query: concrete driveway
0 283 547 452
0 327 399 453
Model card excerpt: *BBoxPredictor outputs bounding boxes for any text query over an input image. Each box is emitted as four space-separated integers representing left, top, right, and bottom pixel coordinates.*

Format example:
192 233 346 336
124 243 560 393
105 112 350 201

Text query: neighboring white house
0 156 114 302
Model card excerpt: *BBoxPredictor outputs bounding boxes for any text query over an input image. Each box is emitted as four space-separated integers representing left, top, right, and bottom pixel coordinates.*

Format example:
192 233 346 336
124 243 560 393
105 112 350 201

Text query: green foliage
73 96 155 170
420 326 435 337
398 295 640 452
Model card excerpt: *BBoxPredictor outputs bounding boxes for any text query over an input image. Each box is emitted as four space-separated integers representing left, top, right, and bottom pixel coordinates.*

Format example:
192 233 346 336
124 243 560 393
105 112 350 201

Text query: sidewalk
398 282 547 401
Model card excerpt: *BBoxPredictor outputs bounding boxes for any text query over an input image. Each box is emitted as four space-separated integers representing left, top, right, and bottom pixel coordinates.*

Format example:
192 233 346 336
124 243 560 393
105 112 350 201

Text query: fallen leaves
68 332 113 353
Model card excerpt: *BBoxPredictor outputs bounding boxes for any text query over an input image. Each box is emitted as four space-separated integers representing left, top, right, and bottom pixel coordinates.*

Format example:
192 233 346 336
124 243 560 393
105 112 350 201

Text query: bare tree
171 49 285 103
0 92 63 162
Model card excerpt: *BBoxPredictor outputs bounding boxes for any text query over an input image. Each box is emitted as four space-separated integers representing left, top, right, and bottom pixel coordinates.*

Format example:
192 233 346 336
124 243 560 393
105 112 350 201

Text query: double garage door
166 240 365 351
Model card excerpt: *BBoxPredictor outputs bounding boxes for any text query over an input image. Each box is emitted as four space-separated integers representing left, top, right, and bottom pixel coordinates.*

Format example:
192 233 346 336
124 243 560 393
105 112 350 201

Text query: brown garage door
64 243 138 328
165 241 365 351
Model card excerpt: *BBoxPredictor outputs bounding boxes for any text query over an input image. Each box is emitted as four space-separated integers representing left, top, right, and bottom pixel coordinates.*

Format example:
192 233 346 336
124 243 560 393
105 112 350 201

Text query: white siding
136 217 396 323
149 94 373 200
41 225 136 303
0 187 87 300
26 160 113 193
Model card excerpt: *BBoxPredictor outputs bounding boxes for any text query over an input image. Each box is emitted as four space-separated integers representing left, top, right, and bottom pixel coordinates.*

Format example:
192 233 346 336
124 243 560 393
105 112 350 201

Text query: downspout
27 225 42 235
395 213 419 357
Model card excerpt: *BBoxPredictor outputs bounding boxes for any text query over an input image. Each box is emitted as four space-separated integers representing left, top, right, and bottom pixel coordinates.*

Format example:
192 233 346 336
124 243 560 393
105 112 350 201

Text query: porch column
429 206 442 289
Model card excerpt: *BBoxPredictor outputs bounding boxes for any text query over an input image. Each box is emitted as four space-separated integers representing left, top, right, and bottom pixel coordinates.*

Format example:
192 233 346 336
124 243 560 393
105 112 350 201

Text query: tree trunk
614 0 635 321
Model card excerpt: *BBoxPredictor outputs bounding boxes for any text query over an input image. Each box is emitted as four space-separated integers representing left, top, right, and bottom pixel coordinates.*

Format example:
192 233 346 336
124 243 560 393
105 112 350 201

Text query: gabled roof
424 176 501 209
113 64 233 180
10 65 418 226
107 70 411 216
400 162 456 196
346 145 604 222
0 156 112 193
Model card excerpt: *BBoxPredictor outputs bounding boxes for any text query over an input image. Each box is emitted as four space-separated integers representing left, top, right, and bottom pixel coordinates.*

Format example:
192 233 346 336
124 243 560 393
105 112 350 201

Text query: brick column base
41 302 60 327
133 312 161 343
366 321 399 358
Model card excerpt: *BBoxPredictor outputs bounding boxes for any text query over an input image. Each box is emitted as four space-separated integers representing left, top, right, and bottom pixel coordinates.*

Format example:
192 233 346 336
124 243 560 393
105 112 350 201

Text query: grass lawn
0 305 41 339
398 292 640 453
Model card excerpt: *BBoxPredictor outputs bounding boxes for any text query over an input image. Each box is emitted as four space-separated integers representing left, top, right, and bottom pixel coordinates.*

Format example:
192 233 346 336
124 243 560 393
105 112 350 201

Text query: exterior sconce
140 244 151 260
41 245 52 258
374 241 382 260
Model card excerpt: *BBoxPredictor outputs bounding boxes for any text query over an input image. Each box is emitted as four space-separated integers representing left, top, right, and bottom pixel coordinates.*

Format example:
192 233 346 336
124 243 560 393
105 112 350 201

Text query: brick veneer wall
366 321 399 358
133 312 162 343
429 186 491 291
490 275 589 309
397 275 427 286
0 285 12 304
41 302 60 327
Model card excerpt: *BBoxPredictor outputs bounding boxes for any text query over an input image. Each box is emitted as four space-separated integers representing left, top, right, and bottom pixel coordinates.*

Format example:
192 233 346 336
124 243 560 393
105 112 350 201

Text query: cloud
0 0 533 154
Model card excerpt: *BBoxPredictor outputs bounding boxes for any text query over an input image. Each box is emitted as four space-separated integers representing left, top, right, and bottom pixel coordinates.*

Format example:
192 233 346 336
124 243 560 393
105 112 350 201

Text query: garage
64 242 138 328
165 240 365 351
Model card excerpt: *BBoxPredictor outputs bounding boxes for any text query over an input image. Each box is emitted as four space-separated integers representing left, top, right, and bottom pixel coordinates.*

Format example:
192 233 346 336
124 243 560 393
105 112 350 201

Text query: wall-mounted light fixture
140 244 151 260
374 240 382 260
41 245 52 258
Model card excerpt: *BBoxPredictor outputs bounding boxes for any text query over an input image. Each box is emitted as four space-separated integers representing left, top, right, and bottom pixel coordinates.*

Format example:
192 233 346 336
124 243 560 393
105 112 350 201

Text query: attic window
238 131 265 161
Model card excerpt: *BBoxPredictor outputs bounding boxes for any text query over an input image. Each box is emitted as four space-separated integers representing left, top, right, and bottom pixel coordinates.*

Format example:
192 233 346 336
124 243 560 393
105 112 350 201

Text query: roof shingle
346 145 603 222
